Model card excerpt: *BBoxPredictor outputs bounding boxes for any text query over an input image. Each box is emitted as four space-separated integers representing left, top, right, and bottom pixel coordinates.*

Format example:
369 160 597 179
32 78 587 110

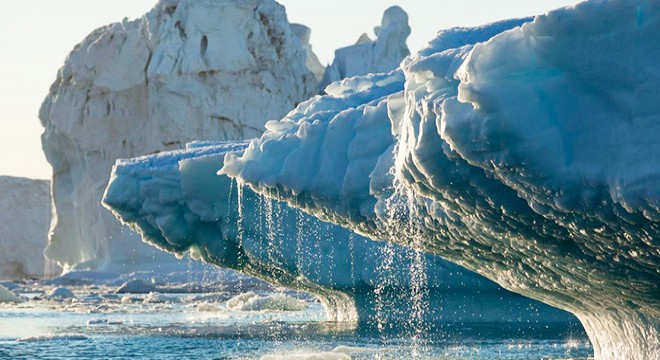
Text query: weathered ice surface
0 176 51 279
290 24 325 83
222 2 660 358
39 0 317 272
319 6 410 91
104 141 576 326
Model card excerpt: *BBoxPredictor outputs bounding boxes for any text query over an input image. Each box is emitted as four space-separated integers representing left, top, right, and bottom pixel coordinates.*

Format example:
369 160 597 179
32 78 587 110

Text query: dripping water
374 242 396 335
234 180 245 294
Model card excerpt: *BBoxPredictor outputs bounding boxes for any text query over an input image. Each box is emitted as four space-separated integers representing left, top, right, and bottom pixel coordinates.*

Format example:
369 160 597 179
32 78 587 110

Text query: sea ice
16 334 89 342
115 279 160 294
47 287 75 299
142 292 179 304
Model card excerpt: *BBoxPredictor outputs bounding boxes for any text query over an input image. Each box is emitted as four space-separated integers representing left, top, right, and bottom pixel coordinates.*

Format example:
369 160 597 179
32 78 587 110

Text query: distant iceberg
0 176 52 279
221 1 660 358
320 6 411 91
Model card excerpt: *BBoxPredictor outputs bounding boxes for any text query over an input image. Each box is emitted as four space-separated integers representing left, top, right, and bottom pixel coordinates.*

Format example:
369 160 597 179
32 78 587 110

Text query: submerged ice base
222 1 660 358
104 141 575 327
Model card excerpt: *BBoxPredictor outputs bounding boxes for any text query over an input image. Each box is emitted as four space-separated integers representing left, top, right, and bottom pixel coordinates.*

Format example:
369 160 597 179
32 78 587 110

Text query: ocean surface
0 285 592 360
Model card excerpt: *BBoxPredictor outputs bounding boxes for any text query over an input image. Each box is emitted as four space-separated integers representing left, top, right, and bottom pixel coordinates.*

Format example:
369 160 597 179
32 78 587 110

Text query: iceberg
39 0 318 272
319 6 411 91
221 1 660 358
0 176 52 279
104 140 575 326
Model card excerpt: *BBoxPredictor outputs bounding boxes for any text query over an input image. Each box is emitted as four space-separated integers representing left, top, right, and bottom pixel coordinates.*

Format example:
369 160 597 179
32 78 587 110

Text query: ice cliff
222 1 660 358
39 0 317 272
104 141 575 326
0 176 52 279
319 6 410 91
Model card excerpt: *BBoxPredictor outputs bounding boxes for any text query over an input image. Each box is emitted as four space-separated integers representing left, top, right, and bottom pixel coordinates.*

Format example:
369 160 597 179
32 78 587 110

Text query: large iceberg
319 6 411 91
222 1 660 358
0 176 53 279
104 141 575 326
39 0 317 272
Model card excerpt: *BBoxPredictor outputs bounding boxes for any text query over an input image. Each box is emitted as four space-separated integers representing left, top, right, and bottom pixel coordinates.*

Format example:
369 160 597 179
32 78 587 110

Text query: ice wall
0 176 52 279
104 141 575 326
222 2 660 358
319 6 410 91
39 0 317 272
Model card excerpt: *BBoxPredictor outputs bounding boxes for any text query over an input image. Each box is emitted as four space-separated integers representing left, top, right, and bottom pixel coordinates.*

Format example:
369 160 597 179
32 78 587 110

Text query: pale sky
0 0 579 180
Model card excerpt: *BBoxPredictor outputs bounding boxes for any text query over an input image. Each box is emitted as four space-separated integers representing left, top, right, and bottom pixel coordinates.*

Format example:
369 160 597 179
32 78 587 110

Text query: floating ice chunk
86 318 123 326
44 271 120 286
226 292 307 312
120 295 142 303
115 279 159 294
142 292 179 304
17 334 89 342
0 282 19 291
0 284 24 303
197 302 223 312
47 287 75 299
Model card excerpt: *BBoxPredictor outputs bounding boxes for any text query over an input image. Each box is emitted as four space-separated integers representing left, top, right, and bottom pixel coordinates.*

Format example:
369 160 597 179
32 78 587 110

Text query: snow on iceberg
0 176 53 280
319 6 411 91
104 140 575 326
39 0 318 273
222 2 660 358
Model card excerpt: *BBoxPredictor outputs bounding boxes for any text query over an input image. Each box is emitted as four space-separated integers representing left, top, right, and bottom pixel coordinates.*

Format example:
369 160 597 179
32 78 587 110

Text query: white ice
221 1 660 358
319 6 411 91
0 176 52 279
39 0 318 273
0 284 24 303
226 292 307 312
104 138 574 326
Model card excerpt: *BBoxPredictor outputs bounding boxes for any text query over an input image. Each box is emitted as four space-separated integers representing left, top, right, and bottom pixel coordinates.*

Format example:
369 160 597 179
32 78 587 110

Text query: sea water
0 283 592 359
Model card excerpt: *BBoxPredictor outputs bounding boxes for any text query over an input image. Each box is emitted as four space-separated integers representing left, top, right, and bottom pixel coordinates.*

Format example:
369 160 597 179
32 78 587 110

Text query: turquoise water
0 287 592 360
